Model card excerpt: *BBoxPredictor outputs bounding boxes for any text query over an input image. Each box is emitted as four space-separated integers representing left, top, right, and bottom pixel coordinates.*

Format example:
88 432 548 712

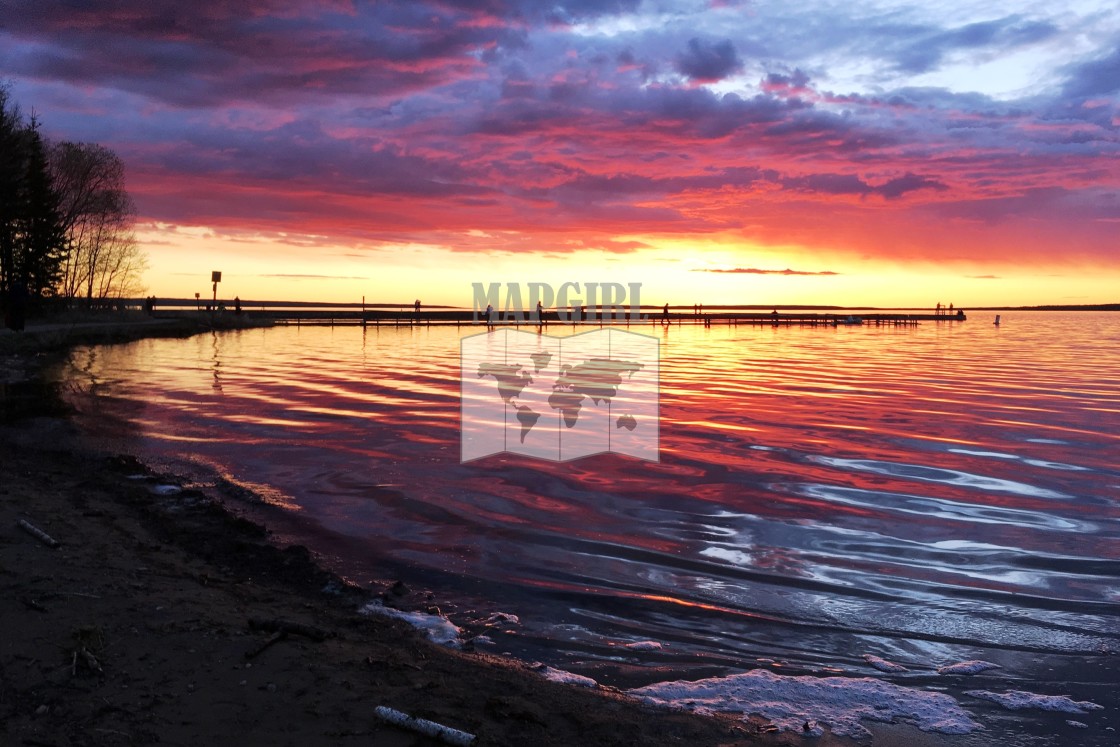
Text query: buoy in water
994 314 1001 326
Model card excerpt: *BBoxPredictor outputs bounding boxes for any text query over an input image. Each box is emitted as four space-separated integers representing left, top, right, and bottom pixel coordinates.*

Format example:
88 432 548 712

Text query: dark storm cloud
675 38 744 82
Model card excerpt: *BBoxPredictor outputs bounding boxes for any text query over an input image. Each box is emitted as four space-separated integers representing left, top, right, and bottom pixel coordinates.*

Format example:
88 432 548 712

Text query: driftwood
248 617 329 641
17 519 60 548
375 705 476 746
245 631 287 660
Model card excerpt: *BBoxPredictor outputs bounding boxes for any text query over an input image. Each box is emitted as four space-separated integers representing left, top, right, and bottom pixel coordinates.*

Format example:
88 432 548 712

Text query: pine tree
17 118 67 297
0 86 23 302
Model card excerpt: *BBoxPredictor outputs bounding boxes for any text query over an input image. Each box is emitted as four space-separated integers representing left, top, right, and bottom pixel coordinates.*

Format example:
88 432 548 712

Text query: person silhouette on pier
662 303 670 324
485 303 494 329
535 300 544 324
414 299 421 323
234 296 241 315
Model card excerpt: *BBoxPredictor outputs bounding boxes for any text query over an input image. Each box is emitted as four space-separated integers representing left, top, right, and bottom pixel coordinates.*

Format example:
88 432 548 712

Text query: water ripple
59 312 1120 723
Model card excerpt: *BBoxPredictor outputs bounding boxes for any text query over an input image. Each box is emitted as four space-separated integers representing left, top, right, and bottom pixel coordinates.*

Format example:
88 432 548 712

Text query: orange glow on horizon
138 225 1120 309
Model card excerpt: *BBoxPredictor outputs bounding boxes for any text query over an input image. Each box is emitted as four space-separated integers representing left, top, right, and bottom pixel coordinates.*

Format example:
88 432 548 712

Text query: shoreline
2 319 784 746
0 311 271 360
1 409 778 746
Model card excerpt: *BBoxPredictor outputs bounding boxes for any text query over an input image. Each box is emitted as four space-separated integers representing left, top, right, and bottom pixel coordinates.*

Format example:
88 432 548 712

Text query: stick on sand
374 705 476 746
17 519 60 548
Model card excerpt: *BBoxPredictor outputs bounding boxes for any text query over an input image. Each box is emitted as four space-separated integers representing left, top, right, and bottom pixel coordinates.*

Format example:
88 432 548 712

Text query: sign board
211 271 222 283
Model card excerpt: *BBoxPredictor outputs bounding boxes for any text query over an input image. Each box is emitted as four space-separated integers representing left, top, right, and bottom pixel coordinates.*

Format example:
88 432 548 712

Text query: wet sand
1 420 780 746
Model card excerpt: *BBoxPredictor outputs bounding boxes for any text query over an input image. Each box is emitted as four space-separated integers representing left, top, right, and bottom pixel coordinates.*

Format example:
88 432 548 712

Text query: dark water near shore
60 311 1120 744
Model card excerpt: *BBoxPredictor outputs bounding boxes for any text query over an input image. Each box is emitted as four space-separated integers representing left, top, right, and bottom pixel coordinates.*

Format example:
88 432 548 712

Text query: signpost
211 271 221 309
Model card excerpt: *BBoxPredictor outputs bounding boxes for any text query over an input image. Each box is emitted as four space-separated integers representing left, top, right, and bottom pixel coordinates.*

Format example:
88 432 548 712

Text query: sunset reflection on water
63 312 1120 719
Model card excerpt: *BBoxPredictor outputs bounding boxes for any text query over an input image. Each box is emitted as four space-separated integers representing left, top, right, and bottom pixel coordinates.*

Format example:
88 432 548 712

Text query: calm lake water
61 311 1120 744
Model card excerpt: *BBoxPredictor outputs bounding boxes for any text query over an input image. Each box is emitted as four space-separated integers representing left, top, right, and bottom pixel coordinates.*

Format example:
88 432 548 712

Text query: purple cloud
0 0 1115 270
1061 47 1120 98
676 38 743 82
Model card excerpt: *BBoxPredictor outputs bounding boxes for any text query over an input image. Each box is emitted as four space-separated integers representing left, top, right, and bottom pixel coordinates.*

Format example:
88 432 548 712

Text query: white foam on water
484 612 520 625
628 668 981 740
359 602 462 647
965 689 1103 714
812 456 1071 499
863 654 909 673
937 660 1001 675
537 665 598 688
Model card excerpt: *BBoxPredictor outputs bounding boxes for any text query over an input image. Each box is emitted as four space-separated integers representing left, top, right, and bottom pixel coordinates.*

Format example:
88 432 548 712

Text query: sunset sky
3 0 1118 307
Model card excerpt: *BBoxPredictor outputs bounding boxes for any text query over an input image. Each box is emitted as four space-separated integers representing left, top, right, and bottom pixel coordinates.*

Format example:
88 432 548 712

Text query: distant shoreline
109 299 1120 312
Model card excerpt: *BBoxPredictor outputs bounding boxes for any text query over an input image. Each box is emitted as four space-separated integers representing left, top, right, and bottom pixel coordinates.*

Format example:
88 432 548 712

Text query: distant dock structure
257 306 968 329
139 299 970 329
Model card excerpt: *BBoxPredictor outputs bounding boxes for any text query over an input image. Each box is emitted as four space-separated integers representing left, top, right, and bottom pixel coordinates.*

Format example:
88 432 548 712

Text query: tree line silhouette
1 84 145 325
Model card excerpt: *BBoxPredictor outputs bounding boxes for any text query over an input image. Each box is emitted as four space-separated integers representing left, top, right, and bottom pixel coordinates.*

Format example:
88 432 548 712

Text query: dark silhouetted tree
0 86 23 302
17 117 67 297
1 86 143 312
51 141 144 304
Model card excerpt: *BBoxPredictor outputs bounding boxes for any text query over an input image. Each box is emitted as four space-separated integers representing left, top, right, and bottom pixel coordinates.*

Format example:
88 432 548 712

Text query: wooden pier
265 309 967 329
